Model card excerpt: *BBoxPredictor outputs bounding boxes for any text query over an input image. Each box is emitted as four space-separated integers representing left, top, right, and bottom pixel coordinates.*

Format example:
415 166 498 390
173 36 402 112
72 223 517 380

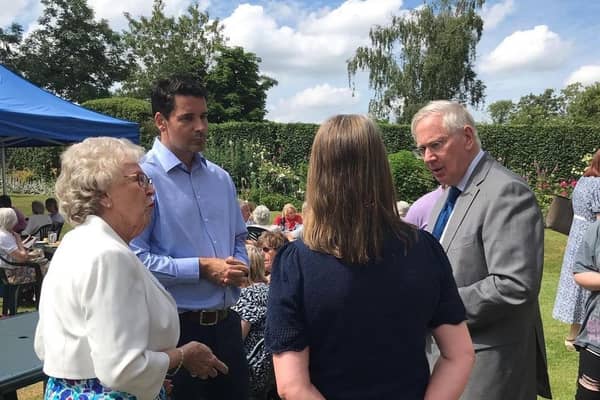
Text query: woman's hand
180 341 229 379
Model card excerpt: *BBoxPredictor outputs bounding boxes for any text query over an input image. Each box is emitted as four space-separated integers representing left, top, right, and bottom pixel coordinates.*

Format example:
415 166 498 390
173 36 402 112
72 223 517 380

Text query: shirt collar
149 137 207 173
455 149 485 192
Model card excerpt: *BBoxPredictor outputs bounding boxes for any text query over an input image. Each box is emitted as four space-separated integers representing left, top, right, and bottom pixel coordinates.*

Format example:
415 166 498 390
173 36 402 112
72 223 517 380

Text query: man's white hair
411 100 481 147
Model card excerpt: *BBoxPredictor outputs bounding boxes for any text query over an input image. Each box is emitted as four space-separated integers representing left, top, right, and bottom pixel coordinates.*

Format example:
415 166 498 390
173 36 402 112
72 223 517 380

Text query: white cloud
268 84 360 122
222 0 402 77
565 65 600 86
481 0 515 30
1 0 42 29
480 25 571 74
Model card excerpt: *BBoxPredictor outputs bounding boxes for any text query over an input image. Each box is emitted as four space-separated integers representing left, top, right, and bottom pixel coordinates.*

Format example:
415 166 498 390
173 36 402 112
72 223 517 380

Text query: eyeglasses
262 247 273 253
415 136 450 158
123 173 153 189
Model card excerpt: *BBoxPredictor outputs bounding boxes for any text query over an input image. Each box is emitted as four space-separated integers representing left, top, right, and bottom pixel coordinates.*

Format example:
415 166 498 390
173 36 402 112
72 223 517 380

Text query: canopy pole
1 146 6 195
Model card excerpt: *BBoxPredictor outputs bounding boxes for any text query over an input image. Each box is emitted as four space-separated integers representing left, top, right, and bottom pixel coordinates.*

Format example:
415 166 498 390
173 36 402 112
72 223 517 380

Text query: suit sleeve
458 180 544 329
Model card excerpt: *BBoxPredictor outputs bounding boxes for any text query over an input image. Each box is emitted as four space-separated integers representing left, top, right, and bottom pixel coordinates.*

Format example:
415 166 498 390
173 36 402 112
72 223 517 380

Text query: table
0 312 44 400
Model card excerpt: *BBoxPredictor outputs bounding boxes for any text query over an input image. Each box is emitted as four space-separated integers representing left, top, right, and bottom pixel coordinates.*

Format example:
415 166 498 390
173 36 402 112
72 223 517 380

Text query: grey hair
411 100 481 148
55 137 145 226
0 207 17 231
252 205 271 225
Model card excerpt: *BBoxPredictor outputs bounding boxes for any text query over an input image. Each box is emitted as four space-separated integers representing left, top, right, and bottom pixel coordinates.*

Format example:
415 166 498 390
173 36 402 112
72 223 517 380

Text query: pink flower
570 180 578 187
560 181 568 188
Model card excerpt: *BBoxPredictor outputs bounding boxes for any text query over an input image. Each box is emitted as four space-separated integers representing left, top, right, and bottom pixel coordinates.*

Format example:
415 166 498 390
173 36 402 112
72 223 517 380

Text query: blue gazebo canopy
0 64 139 147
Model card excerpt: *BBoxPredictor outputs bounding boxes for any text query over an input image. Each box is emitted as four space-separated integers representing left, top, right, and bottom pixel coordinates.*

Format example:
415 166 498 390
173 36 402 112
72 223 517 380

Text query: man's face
414 113 475 186
156 95 208 159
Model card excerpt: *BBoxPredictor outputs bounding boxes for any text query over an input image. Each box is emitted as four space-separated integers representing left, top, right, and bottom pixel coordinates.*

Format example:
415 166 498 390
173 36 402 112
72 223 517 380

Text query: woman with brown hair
265 115 474 400
553 149 600 350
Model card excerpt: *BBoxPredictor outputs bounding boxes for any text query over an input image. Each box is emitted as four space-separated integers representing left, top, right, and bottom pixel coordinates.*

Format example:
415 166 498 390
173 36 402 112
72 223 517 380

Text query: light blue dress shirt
130 138 248 311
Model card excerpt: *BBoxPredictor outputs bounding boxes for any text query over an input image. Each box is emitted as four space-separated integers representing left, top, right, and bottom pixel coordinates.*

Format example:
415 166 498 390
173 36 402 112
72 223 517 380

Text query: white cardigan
35 215 179 400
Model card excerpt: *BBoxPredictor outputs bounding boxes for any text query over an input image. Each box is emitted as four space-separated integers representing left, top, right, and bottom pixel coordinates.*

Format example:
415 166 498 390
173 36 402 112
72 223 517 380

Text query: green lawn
540 229 578 399
1 211 578 399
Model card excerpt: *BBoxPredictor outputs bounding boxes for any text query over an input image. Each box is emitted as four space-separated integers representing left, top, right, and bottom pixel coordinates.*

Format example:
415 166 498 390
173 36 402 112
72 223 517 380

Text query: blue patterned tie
432 186 461 240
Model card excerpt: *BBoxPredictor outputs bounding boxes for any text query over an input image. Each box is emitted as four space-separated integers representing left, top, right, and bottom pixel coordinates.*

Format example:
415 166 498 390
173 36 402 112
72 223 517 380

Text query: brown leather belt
182 309 229 326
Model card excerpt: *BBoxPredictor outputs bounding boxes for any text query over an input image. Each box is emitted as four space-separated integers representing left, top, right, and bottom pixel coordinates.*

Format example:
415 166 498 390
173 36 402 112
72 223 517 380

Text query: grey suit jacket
427 152 551 398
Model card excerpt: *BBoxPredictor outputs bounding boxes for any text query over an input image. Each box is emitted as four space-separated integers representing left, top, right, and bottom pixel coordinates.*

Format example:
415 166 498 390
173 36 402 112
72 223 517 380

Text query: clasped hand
200 256 248 287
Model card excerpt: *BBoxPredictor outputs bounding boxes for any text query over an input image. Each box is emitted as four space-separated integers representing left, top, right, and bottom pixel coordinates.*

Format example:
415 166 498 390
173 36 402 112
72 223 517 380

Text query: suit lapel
441 153 494 251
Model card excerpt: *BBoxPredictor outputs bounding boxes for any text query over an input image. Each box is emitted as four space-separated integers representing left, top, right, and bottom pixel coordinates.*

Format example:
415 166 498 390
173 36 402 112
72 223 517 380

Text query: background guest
257 231 288 278
403 186 445 230
0 207 45 286
266 114 473 400
553 149 600 350
240 200 256 225
232 244 273 400
0 194 27 233
35 137 227 400
285 202 307 241
273 203 302 232
22 200 52 237
45 197 65 225
249 205 281 232
571 217 600 399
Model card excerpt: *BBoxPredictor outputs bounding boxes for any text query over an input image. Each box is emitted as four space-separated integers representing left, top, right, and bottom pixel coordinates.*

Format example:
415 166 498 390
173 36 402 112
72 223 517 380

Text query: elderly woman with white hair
248 205 281 232
34 137 228 400
0 207 45 286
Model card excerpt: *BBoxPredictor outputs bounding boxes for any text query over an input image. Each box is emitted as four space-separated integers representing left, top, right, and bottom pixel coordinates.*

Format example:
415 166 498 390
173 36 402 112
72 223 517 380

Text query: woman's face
285 208 296 219
104 162 155 242
262 245 277 273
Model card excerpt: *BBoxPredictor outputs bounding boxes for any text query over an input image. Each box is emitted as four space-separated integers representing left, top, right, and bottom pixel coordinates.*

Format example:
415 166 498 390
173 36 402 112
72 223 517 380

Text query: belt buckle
199 310 218 326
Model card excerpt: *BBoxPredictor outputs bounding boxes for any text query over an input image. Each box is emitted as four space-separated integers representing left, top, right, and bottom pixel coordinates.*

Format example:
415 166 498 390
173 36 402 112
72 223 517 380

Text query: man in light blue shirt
130 75 249 399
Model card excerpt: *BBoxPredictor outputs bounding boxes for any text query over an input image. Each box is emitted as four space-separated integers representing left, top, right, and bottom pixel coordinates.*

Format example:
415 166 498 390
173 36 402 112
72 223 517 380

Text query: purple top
403 186 445 229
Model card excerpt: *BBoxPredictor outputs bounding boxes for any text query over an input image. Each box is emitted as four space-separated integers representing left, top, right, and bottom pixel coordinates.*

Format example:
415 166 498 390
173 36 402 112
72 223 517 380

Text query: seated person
284 201 307 241
22 201 53 237
0 195 27 233
248 205 281 232
239 199 256 225
45 197 65 225
0 207 48 285
273 203 303 232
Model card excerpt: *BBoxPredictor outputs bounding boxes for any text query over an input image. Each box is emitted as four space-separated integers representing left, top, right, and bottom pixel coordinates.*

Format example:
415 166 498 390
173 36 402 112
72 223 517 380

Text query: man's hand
199 257 248 287
181 341 229 379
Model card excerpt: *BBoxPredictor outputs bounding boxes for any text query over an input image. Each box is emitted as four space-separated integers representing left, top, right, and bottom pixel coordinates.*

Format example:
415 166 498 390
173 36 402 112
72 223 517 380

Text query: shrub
388 150 437 202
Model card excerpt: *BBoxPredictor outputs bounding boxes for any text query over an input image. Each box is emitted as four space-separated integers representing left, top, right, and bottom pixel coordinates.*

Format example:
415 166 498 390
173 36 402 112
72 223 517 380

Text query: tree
205 46 277 123
0 23 23 69
566 82 600 124
14 0 131 103
347 0 485 122
509 89 566 125
487 100 514 124
121 0 225 98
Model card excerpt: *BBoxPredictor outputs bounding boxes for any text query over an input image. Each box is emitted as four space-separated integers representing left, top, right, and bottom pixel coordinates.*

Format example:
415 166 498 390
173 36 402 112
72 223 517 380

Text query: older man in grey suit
413 101 552 399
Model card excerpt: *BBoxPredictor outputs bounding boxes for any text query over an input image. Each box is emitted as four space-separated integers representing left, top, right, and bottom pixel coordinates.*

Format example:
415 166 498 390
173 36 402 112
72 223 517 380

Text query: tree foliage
487 100 514 124
14 0 131 103
206 46 277 123
347 0 485 122
121 0 225 98
487 82 600 125
0 23 23 69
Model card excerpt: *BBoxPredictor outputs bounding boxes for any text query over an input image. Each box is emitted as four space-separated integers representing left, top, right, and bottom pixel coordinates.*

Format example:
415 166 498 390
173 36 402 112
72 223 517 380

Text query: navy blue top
265 230 466 400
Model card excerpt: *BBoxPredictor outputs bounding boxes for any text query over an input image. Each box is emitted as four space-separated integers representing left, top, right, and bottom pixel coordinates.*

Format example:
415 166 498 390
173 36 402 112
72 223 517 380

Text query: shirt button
204 218 208 222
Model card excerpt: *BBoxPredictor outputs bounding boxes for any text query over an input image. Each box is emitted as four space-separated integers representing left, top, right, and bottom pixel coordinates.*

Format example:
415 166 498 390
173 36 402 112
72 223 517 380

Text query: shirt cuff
174 257 201 282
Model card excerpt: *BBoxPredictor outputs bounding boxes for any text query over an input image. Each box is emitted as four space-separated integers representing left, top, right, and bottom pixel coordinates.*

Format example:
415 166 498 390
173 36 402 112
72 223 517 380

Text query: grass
1 200 578 399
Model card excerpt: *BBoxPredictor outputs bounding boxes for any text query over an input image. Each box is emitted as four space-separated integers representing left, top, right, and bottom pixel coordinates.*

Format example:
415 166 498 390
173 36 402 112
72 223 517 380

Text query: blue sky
3 0 600 123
